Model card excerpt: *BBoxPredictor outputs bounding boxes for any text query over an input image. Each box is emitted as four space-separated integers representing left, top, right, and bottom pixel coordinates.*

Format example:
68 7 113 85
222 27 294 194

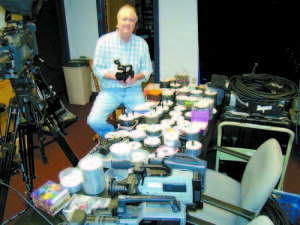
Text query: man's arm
123 72 145 86
139 43 153 82
124 41 152 86
92 38 112 80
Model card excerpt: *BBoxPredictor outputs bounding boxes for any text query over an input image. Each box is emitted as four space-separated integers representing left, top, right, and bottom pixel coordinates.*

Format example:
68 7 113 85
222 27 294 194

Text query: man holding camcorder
87 4 152 139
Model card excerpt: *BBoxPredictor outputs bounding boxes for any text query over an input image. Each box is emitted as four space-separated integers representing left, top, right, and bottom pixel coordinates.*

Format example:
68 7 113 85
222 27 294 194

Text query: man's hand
123 76 136 86
115 70 127 82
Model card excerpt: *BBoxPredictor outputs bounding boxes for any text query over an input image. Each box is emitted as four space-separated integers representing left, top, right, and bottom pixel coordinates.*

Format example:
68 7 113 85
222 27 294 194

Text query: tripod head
10 64 37 97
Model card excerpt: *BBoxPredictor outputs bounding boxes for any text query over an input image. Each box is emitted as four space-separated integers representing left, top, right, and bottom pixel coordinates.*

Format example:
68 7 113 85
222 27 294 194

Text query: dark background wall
198 0 300 84
23 0 300 95
34 0 69 95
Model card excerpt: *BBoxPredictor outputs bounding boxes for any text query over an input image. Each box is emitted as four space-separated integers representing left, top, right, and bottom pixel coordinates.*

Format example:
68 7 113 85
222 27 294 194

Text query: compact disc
128 141 142 150
131 149 149 164
161 100 174 107
190 89 203 97
169 110 182 117
185 140 202 157
156 105 169 114
144 111 159 124
171 115 185 123
153 107 164 118
129 129 147 141
134 103 151 114
177 120 191 127
177 87 190 96
170 82 182 89
59 167 83 193
182 123 201 141
186 96 199 103
118 113 136 127
174 105 186 112
163 131 181 148
176 95 188 105
105 168 129 182
146 124 162 137
161 119 175 127
110 142 132 160
144 136 161 148
184 111 192 120
105 131 119 139
155 145 178 158
116 130 130 138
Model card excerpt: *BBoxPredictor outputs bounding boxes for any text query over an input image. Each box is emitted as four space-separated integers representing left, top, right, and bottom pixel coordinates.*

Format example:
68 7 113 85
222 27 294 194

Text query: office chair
189 138 283 225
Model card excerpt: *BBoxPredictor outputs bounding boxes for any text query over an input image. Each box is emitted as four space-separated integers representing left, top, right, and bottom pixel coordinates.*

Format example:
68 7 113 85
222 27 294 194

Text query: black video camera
114 59 134 82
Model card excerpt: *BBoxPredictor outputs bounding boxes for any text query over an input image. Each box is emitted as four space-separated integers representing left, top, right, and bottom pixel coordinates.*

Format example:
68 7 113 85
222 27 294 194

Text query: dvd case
32 180 71 216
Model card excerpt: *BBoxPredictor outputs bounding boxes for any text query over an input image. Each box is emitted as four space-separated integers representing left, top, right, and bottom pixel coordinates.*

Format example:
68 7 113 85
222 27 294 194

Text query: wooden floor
1 95 300 224
1 100 96 224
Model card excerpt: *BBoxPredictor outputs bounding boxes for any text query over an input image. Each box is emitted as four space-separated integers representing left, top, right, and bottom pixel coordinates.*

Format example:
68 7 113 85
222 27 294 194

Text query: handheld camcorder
108 153 207 211
114 59 134 82
71 195 186 225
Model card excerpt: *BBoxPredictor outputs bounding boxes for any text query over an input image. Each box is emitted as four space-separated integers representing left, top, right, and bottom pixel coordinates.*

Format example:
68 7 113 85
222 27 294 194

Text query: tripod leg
31 98 78 166
32 110 48 165
18 123 28 181
17 123 35 200
27 124 36 194
0 107 21 223
3 101 15 143
47 121 79 166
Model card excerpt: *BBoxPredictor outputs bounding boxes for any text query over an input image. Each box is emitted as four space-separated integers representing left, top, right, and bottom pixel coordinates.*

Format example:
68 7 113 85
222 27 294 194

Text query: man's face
117 8 136 36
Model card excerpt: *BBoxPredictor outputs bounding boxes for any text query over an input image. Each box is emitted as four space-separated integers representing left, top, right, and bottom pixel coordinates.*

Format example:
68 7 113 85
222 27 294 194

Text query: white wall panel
159 0 199 84
64 0 98 59
64 0 99 91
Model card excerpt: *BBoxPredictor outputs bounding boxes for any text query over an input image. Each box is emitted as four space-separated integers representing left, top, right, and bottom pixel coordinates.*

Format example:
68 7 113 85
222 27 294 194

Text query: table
14 107 221 225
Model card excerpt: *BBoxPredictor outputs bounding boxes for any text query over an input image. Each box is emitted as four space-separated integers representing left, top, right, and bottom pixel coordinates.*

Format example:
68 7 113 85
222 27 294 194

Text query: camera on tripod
0 20 38 81
0 20 40 100
114 59 134 82
0 3 79 224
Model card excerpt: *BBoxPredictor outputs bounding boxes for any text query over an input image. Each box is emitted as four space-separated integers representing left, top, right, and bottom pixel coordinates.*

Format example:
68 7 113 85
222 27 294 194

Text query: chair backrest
237 138 283 225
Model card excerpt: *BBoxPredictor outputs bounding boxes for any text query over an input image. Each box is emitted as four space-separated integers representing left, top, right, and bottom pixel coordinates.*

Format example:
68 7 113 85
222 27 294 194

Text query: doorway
104 0 156 77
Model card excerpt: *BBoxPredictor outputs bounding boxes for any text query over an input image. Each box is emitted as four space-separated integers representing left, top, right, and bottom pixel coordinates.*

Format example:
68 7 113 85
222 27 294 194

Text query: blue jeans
87 86 145 138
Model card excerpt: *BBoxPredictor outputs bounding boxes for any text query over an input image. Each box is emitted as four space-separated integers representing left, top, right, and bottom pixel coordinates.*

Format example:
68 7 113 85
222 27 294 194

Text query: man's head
117 5 138 38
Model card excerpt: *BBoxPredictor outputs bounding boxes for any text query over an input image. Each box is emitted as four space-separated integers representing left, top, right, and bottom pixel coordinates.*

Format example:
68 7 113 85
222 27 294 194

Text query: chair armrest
203 193 256 220
206 145 251 161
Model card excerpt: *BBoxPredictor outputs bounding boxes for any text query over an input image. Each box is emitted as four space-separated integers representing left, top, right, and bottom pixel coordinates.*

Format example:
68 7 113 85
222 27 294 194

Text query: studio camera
0 20 38 81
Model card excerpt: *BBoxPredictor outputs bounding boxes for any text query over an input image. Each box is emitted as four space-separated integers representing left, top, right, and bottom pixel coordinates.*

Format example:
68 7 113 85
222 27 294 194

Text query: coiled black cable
260 195 291 225
229 74 298 103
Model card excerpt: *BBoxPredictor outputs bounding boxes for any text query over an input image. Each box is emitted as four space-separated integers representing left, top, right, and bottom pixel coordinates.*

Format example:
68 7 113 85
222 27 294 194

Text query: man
87 4 152 139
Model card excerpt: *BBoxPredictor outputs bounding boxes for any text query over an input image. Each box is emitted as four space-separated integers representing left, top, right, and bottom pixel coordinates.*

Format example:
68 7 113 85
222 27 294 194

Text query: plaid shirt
93 31 152 89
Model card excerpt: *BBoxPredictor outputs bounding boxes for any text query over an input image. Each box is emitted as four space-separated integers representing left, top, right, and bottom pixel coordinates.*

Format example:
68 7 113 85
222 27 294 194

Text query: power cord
0 181 53 225
229 74 298 103
260 195 292 225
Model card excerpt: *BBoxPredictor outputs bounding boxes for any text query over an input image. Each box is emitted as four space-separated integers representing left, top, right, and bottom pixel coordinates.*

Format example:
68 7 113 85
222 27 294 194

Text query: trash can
63 59 91 105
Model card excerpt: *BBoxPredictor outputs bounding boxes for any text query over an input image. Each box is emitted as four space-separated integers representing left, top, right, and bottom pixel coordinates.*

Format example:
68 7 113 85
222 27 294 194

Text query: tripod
0 69 79 223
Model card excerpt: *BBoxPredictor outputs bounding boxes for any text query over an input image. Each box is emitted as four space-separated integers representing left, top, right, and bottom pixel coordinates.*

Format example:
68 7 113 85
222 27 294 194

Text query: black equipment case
217 109 294 183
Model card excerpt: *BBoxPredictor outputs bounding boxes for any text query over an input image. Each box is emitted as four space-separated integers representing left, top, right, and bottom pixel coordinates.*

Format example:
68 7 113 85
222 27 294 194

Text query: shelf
135 0 153 37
